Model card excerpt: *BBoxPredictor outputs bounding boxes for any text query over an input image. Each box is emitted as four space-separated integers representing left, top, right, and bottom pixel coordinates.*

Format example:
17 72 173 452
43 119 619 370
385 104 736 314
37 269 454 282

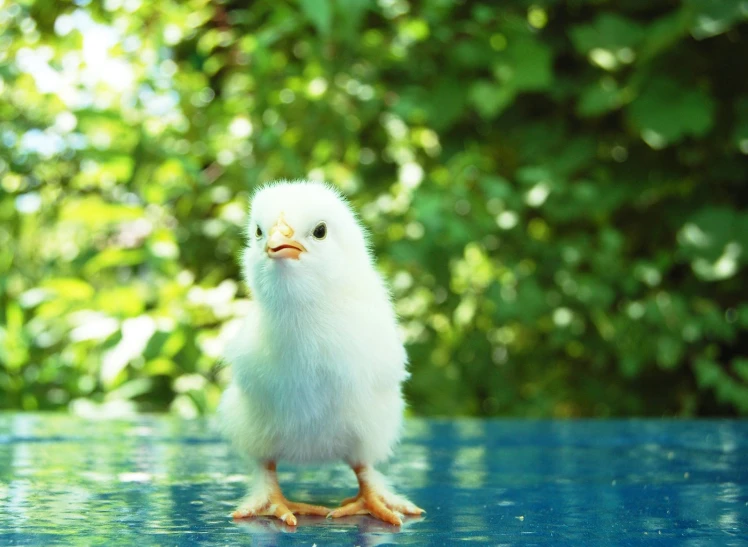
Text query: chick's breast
218 286 408 466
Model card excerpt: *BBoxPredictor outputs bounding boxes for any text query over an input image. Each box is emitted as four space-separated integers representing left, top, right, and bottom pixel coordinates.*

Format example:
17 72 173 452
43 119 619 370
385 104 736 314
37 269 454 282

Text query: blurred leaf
577 79 625 117
570 13 646 53
298 0 332 36
83 249 147 275
469 81 515 119
638 9 690 62
334 0 371 40
60 197 144 226
627 77 715 145
500 34 553 91
145 358 177 376
105 378 154 401
685 0 748 39
425 78 468 130
41 278 95 301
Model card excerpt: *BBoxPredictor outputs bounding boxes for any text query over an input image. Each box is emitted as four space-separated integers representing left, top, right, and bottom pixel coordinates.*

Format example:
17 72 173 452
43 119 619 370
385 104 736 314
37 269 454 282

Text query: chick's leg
232 461 330 526
328 465 423 526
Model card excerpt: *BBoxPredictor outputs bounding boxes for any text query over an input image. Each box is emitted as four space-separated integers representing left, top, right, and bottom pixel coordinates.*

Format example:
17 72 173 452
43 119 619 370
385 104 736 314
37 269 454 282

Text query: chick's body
219 275 407 465
218 181 421 526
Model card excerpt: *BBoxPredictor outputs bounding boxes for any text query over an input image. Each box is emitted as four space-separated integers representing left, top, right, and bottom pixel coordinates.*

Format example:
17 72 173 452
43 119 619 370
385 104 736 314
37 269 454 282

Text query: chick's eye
312 222 327 239
255 225 263 238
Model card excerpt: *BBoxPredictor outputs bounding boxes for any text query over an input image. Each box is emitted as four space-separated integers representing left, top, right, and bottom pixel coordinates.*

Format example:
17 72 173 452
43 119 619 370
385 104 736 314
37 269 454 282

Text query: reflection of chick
218 181 423 526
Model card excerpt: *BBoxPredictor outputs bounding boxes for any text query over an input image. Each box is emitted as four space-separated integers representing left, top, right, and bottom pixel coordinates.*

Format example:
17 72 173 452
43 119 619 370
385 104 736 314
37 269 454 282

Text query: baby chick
218 181 423 526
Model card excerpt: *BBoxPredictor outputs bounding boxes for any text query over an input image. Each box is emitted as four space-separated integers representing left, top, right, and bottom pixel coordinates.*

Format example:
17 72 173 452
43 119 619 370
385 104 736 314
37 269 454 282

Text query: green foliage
1 0 746 417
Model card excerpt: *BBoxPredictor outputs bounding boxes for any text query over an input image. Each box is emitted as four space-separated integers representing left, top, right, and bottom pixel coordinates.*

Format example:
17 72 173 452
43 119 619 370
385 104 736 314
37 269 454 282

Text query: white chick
218 180 423 526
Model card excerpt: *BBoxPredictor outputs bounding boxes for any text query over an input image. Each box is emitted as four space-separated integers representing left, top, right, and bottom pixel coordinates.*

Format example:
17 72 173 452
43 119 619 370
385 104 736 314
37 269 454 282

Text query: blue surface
0 416 746 545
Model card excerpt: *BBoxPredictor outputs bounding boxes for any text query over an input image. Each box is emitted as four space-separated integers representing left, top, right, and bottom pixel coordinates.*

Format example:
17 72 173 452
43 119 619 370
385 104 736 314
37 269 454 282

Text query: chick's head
242 181 372 306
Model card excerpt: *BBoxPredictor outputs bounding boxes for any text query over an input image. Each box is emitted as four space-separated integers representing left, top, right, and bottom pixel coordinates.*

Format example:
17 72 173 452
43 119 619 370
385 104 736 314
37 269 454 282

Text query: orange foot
232 462 329 526
327 466 424 526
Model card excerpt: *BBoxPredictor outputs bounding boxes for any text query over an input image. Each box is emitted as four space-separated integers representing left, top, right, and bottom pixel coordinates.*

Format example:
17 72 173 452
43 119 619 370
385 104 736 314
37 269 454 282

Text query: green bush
1 0 746 417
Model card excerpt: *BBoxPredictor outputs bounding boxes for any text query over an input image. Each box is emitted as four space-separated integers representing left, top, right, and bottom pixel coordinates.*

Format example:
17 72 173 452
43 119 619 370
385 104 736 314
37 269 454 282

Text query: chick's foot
328 466 423 526
232 462 330 526
232 495 330 526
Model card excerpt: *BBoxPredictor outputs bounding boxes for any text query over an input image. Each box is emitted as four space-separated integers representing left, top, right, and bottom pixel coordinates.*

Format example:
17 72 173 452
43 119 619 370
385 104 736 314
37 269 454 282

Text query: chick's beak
265 214 306 260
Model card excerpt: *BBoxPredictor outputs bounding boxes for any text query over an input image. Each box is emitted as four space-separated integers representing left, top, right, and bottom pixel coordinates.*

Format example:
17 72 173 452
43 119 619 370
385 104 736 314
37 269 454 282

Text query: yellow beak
265 214 306 260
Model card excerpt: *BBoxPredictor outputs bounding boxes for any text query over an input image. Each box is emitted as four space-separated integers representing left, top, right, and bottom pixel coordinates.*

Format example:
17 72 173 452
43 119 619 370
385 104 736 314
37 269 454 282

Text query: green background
1 0 746 417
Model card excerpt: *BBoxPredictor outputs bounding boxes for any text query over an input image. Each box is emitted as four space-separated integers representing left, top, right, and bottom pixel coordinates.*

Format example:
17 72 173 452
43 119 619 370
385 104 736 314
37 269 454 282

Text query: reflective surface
1 416 746 545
